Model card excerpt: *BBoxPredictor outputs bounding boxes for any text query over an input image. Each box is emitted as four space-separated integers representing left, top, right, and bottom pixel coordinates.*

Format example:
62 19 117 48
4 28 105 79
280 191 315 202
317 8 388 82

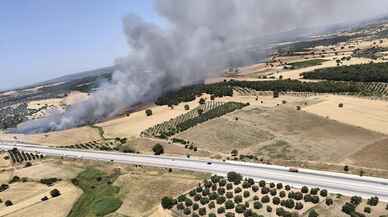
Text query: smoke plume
14 0 388 133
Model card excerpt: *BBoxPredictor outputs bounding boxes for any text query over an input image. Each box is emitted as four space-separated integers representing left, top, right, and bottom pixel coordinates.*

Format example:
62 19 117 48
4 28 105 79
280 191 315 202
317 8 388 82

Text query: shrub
252 185 259 192
279 191 286 198
194 194 202 201
285 185 291 191
217 187 225 195
185 198 193 207
253 201 263 209
200 197 209 205
178 194 187 202
184 207 191 215
217 207 225 214
235 204 245 213
209 192 218 200
242 181 250 189
184 105 190 110
0 184 9 192
176 203 184 210
243 190 250 198
342 202 356 214
266 205 272 213
367 196 379 206
269 183 275 188
312 196 320 204
208 201 215 209
253 195 259 201
308 209 319 217
273 197 280 205
145 109 153 116
234 187 242 194
41 196 49 201
270 189 277 196
261 187 269 195
325 198 333 206
261 195 270 203
226 183 233 190
320 189 328 197
208 213 216 217
295 201 303 210
259 180 266 187
276 183 283 189
50 189 61 197
219 179 227 186
234 195 243 203
226 191 234 199
227 172 242 184
4 200 13 207
310 188 319 195
216 196 226 205
301 186 309 193
364 207 371 213
225 200 235 209
225 212 235 217
193 203 200 210
199 207 206 216
152 144 164 155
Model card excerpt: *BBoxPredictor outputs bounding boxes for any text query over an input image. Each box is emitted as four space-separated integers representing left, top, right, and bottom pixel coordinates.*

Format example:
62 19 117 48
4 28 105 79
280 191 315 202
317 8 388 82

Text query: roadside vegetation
67 168 122 217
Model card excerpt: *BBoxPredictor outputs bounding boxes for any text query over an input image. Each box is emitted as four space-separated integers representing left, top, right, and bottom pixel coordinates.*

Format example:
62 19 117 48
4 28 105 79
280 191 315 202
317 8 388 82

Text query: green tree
161 196 175 209
152 144 164 155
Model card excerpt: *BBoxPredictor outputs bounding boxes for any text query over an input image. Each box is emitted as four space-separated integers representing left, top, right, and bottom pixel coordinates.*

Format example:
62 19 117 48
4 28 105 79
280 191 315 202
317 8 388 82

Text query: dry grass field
113 168 209 217
177 103 387 163
303 95 388 135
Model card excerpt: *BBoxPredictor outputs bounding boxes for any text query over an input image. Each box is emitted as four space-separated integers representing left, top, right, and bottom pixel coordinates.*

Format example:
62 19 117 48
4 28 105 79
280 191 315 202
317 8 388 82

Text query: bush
261 187 269 195
176 202 184 210
184 207 191 215
225 200 235 209
364 206 371 213
217 207 225 214
367 196 379 206
295 202 303 210
217 187 225 195
226 183 233 190
252 185 259 192
261 195 270 203
308 209 319 217
208 201 215 209
243 190 250 198
216 196 226 205
270 189 277 196
208 213 216 217
200 197 209 205
279 191 286 198
273 197 280 205
50 189 61 197
225 212 235 217
185 198 193 207
4 200 13 207
234 195 243 203
161 196 175 209
301 186 309 193
226 191 234 199
342 202 356 214
326 198 333 206
184 105 190 110
276 183 283 189
145 109 153 116
234 187 242 194
227 172 242 184
320 189 328 197
152 144 164 155
198 207 206 216
193 203 200 210
266 205 272 213
259 180 266 187
253 201 263 209
235 204 245 213
41 196 49 201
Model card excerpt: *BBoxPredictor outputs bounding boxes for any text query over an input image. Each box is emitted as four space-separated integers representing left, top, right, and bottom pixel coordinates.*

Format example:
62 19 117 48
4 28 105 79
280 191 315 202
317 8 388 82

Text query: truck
288 168 299 173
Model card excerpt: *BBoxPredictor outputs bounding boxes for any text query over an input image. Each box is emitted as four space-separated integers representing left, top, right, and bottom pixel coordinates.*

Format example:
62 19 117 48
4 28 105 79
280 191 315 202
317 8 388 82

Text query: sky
0 0 159 90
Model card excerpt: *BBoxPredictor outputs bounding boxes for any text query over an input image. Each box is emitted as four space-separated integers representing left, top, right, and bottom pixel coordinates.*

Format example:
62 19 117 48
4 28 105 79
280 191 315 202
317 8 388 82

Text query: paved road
2 141 388 201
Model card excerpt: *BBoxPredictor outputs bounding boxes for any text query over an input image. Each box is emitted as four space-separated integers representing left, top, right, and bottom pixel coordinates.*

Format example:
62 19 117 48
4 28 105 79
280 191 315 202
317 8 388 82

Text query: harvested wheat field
0 181 82 217
346 138 388 170
0 125 101 146
303 95 388 135
113 168 209 217
177 103 387 163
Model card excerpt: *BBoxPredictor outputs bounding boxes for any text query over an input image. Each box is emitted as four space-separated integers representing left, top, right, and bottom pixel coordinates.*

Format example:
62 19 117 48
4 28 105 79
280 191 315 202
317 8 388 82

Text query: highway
1 141 388 201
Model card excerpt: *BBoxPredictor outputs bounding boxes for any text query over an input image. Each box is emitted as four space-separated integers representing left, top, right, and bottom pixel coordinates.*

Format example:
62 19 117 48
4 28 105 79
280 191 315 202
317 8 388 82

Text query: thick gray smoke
14 0 388 133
